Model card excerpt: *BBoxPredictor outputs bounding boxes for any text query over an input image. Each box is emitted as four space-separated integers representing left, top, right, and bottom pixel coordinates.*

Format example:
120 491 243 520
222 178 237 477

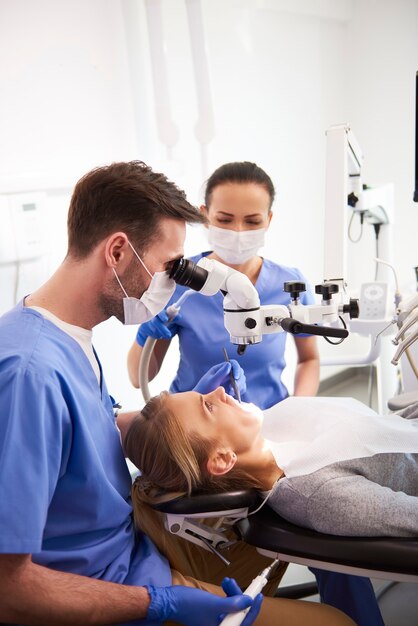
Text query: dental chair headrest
153 489 260 515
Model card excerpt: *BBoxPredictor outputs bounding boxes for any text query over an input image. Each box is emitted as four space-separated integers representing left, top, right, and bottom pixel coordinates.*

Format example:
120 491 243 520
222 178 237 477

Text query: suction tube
139 294 195 403
139 337 157 403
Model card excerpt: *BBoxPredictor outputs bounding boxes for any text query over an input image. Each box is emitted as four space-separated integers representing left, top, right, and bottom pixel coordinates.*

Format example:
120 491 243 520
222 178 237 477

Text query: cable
374 257 400 292
373 224 381 240
373 224 381 281
324 316 347 345
139 295 197 404
139 337 158 403
367 363 374 408
247 477 282 517
348 210 364 243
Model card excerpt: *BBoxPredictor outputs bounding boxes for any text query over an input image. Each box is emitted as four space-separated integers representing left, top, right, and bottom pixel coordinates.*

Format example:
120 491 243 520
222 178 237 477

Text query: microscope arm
197 256 260 309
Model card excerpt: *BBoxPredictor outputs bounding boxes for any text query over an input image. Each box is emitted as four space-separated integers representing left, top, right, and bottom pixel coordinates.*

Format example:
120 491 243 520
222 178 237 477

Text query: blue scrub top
167 253 315 409
0 304 170 600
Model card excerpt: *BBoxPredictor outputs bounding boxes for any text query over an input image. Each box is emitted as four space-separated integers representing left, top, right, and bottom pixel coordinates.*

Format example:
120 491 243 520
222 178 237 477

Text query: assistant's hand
193 360 247 398
145 583 255 626
135 310 179 347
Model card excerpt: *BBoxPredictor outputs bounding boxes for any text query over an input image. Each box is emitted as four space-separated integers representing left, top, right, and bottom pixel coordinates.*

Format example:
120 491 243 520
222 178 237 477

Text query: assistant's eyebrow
215 211 234 217
216 210 263 218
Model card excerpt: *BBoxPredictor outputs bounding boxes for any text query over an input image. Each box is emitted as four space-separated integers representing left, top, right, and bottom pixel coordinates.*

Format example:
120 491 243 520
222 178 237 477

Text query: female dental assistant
127 161 320 407
127 161 385 626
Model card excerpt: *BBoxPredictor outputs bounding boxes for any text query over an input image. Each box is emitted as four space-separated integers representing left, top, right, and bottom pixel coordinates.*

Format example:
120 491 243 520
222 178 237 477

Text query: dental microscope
139 256 358 403
169 256 359 355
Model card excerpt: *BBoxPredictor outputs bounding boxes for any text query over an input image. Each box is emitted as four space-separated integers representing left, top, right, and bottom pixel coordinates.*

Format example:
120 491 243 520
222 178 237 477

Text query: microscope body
195 258 354 347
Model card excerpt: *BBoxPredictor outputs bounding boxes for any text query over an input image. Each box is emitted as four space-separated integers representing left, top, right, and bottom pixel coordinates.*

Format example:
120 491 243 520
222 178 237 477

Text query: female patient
125 388 418 537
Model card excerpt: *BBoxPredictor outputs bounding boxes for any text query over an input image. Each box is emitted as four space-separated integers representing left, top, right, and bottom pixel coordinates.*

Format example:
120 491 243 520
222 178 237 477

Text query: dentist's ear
206 450 237 476
104 232 130 268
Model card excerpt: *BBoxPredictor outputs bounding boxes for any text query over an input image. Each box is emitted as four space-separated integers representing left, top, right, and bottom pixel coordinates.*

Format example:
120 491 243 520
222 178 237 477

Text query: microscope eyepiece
169 257 209 291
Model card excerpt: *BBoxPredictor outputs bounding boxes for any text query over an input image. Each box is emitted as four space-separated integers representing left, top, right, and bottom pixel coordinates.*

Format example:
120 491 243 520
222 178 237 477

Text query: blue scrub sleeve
0 368 70 553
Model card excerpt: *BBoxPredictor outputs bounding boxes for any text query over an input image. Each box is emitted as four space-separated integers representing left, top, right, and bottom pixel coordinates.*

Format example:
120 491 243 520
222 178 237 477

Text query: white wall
346 0 418 292
0 0 137 184
0 0 417 410
325 0 418 397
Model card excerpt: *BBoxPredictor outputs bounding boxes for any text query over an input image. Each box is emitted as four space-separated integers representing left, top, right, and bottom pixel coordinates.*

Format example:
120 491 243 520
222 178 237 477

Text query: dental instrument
222 347 241 403
219 559 280 626
391 292 418 369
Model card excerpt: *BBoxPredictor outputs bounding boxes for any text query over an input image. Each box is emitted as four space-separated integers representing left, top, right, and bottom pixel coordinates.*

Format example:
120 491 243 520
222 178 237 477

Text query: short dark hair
67 161 205 257
204 161 275 210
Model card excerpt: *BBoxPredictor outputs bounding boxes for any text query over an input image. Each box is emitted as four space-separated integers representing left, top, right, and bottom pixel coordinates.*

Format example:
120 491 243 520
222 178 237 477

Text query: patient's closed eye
205 401 214 413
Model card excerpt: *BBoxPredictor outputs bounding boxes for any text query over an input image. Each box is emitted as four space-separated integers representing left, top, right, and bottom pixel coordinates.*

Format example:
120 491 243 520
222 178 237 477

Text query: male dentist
0 161 268 626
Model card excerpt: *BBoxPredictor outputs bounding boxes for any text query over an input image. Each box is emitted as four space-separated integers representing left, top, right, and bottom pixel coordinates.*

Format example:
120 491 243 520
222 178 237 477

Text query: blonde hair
124 392 263 516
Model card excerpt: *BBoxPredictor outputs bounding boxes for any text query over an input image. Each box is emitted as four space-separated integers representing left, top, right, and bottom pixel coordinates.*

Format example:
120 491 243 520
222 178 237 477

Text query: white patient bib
262 396 418 478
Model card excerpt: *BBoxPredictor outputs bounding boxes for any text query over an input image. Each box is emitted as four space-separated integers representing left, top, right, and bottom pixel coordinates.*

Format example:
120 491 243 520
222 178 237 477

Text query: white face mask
208 225 266 265
113 242 176 325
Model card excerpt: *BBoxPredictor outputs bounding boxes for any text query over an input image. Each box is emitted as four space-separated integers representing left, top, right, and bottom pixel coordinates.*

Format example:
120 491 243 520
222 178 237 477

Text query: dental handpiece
219 559 279 626
223 347 241 403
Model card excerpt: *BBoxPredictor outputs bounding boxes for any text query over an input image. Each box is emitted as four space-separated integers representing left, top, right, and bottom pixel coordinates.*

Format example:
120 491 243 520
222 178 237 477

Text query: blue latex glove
146 580 258 626
221 577 263 625
193 360 247 398
135 310 180 347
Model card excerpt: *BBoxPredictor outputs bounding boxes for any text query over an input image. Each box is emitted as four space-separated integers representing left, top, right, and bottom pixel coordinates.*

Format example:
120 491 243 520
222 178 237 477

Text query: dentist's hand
135 310 180 347
145 582 258 626
221 578 263 625
193 360 247 398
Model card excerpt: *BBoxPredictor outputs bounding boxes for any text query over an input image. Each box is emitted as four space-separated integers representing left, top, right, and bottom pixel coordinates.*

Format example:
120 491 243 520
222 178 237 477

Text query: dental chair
154 489 418 596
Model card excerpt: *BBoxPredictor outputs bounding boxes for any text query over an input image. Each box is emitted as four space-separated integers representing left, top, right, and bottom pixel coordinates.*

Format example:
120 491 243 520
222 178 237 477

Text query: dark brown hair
204 161 275 210
67 160 206 257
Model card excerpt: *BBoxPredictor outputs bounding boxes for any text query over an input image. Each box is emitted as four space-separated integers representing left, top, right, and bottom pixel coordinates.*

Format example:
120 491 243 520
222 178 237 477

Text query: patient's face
165 387 264 454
